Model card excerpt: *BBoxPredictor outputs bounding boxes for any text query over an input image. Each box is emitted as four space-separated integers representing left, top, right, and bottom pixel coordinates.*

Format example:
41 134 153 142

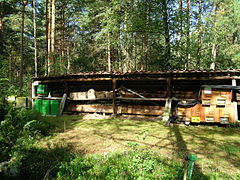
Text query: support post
32 81 39 108
112 78 117 115
232 79 238 122
163 79 172 121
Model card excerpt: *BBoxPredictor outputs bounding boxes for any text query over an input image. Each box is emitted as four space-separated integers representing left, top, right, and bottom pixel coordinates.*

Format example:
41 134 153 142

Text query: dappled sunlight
40 115 240 176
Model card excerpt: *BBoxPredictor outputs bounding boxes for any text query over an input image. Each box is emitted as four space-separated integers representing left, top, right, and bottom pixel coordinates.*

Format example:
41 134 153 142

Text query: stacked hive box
177 87 235 124
201 88 234 124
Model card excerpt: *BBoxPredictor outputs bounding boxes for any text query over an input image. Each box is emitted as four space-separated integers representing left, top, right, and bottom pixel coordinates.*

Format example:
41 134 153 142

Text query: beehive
218 104 235 123
191 104 203 123
177 107 191 122
202 106 217 123
201 88 232 106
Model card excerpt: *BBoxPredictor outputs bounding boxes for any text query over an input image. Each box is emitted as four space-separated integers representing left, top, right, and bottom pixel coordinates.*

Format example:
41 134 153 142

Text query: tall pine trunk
47 0 51 75
33 0 37 77
50 0 55 74
210 4 218 70
185 0 191 70
20 0 27 91
45 0 49 75
177 0 183 61
107 32 111 72
162 0 171 69
196 0 202 67
0 3 3 55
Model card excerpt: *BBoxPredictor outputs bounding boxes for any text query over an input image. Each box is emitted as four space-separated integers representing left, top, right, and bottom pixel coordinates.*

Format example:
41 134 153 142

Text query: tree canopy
1 0 240 90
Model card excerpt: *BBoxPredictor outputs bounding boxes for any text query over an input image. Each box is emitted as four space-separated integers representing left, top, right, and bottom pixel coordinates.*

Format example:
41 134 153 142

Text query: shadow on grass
1 144 81 180
179 126 240 171
169 125 209 180
40 115 83 133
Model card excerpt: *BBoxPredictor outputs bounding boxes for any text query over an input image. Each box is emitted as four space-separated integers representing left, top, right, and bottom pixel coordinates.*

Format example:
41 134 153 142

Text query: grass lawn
40 114 240 178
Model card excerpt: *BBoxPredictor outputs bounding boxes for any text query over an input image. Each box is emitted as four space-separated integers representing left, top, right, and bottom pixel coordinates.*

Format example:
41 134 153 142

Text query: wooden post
232 79 238 122
163 79 172 121
166 78 172 98
32 81 39 108
112 78 117 115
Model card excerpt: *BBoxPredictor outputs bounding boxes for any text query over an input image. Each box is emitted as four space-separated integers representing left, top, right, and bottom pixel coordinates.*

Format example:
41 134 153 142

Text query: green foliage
0 107 53 166
57 150 184 180
18 145 74 180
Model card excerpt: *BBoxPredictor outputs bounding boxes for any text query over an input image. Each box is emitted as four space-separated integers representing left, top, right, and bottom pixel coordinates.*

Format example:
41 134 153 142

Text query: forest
0 0 240 91
1 0 240 179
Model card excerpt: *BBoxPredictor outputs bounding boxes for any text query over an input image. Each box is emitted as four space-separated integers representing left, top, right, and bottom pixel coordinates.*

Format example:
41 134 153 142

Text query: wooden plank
37 76 240 84
232 79 238 121
117 97 167 101
67 104 164 116
58 93 67 116
166 78 171 98
121 86 146 99
39 78 112 83
32 97 62 100
117 97 195 101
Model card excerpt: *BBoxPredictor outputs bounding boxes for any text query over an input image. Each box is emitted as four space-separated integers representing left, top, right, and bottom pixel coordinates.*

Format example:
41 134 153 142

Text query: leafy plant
57 150 184 180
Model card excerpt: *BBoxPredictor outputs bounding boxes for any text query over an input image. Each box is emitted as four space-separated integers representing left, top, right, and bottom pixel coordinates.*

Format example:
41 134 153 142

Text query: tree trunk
33 0 37 77
210 4 218 70
0 6 3 55
107 32 111 72
20 0 27 91
47 0 51 75
210 44 216 70
50 0 55 74
177 0 183 61
162 0 171 69
123 7 129 72
45 0 49 76
196 0 202 67
67 46 70 73
185 0 191 70
61 2 65 57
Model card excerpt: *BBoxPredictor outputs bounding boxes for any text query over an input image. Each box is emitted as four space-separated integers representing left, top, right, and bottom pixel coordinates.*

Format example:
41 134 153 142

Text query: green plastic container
42 100 50 115
37 84 48 97
34 99 42 113
50 100 60 115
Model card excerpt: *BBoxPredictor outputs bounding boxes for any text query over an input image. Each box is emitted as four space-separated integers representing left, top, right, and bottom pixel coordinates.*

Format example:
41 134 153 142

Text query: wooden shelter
32 70 240 123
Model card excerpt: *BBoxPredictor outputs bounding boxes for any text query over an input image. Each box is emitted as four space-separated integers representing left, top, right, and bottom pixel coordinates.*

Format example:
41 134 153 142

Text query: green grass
39 115 240 179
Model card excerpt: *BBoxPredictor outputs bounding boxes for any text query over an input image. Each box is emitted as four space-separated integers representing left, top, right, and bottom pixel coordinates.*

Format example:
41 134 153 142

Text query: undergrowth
57 150 184 180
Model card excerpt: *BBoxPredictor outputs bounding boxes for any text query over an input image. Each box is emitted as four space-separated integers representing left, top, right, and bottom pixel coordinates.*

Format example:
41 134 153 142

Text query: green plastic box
42 100 50 115
50 100 60 116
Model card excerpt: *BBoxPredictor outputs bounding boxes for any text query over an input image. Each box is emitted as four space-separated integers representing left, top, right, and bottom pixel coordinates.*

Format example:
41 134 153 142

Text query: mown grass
39 115 240 179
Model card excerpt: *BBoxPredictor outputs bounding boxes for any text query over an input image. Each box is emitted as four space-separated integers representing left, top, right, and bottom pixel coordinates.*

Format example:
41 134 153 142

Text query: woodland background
0 0 240 91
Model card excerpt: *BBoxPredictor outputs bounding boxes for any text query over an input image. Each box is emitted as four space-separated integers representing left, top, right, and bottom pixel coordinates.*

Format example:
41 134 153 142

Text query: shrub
0 106 55 179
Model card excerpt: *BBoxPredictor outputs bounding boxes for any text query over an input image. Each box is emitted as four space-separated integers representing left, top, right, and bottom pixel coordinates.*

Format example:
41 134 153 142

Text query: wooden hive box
201 88 232 106
202 105 217 123
177 107 191 122
190 104 203 123
218 104 235 124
